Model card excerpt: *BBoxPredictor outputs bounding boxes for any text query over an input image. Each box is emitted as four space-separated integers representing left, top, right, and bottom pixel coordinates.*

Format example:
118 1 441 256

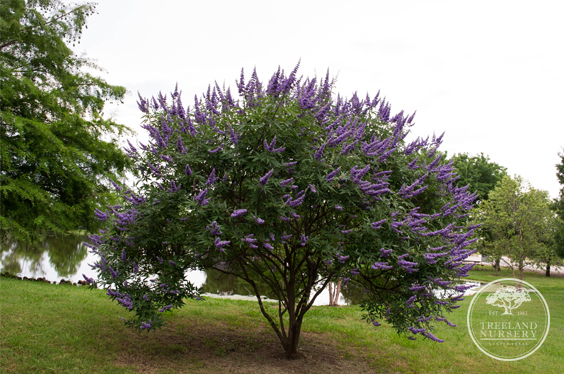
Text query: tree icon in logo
486 286 531 315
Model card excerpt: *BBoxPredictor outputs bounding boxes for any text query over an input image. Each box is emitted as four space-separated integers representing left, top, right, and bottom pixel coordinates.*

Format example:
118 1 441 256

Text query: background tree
476 175 552 281
327 279 342 306
0 0 133 244
450 153 507 204
550 150 564 272
87 65 479 359
533 212 563 276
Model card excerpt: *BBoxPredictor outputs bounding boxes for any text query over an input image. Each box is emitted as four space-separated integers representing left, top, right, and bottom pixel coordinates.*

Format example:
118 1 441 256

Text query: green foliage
549 150 564 264
474 175 553 279
450 153 507 203
0 0 134 243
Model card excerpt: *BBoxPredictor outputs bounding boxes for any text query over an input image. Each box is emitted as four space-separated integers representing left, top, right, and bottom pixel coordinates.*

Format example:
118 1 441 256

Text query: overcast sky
72 0 564 199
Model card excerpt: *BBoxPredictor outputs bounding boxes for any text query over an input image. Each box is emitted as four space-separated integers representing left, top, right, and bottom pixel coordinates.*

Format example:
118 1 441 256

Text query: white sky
72 0 564 199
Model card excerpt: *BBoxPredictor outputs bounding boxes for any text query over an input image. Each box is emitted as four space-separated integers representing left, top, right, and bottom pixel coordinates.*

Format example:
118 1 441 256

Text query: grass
1 269 563 373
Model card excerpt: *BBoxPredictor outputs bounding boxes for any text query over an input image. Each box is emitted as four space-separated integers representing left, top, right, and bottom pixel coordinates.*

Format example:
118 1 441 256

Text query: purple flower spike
259 169 274 186
206 169 219 185
215 237 231 248
280 178 294 187
209 144 223 153
326 167 341 182
264 136 277 152
255 216 265 224
82 274 95 284
335 205 343 211
371 219 386 229
110 178 121 191
231 209 247 217
371 262 393 270
309 184 317 193
423 332 445 343
194 188 208 205
185 164 192 176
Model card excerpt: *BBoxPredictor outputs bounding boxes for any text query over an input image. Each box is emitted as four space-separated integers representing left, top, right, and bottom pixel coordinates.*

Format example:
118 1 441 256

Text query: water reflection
201 268 279 300
0 234 87 279
341 281 368 305
0 235 346 306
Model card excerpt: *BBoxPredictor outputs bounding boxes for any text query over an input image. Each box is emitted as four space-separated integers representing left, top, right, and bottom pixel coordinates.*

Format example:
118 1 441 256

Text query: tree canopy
552 150 564 263
450 153 507 203
474 175 553 280
87 64 480 358
0 0 133 243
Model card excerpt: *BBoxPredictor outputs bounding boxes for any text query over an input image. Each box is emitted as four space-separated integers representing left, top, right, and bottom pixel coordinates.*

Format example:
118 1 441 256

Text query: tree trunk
546 261 551 277
493 257 500 275
284 318 303 359
517 255 524 290
328 280 341 306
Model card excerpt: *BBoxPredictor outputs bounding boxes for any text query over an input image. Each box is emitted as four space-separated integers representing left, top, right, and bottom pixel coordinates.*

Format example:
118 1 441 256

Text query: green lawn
1 270 563 373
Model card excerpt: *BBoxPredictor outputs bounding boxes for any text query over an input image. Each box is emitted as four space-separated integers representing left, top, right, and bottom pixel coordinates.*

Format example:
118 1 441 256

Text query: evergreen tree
0 0 133 243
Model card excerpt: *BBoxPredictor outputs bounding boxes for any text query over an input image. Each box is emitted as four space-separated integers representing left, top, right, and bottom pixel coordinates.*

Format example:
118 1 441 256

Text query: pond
0 235 354 306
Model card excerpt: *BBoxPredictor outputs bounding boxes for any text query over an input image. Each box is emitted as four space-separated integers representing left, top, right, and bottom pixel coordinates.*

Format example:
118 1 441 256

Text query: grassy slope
1 270 563 374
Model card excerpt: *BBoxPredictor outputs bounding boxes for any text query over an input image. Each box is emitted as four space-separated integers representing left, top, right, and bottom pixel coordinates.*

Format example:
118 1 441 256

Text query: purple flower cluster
259 169 274 186
254 216 265 224
168 180 182 193
371 262 393 270
158 305 173 313
371 219 386 229
281 233 292 242
116 294 133 310
280 178 294 187
380 248 392 257
264 136 285 153
206 221 222 236
206 169 219 186
326 167 341 182
94 208 110 222
214 238 230 250
82 274 95 284
398 255 419 273
231 209 247 218
194 188 209 206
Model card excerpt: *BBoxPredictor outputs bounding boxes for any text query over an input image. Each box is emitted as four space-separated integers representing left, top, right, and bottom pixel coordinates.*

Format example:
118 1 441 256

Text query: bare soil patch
114 318 391 374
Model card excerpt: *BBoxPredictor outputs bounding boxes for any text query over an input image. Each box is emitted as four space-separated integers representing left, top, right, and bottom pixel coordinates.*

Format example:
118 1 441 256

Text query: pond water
0 235 352 306
1 235 482 306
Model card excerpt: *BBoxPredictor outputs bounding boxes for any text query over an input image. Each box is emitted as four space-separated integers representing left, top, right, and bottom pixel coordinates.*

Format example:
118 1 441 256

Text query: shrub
86 63 479 358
